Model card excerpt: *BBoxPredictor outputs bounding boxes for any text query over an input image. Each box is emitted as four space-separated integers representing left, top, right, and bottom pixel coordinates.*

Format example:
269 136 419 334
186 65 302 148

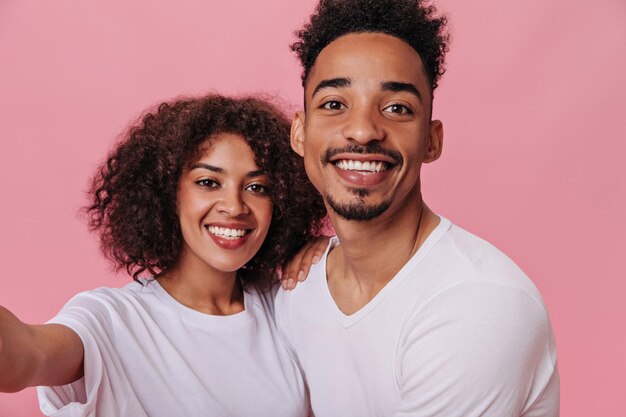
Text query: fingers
280 236 331 291
304 236 330 275
281 246 304 290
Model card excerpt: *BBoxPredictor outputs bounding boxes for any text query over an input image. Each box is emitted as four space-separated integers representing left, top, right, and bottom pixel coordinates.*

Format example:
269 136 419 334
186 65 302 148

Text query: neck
157 248 244 316
326 197 439 311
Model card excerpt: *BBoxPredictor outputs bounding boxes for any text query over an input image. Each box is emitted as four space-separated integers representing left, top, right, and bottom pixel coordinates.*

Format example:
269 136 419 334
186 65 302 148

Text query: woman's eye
196 179 219 188
246 183 269 194
321 101 346 111
383 103 413 115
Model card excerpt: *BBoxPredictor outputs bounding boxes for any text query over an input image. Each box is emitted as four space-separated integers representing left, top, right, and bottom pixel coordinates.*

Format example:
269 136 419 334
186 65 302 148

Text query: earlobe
424 120 443 163
290 112 306 157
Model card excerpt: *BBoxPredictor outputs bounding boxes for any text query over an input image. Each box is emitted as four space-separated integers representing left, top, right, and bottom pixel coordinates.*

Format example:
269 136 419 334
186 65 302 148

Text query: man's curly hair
86 94 326 289
292 0 450 91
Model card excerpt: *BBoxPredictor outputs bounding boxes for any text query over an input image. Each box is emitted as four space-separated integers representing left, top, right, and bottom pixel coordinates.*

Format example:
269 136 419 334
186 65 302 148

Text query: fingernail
312 256 320 264
281 280 287 290
287 279 295 289
297 270 305 281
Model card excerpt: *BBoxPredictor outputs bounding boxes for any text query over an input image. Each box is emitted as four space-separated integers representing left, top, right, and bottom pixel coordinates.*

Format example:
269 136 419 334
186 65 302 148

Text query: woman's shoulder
55 280 157 321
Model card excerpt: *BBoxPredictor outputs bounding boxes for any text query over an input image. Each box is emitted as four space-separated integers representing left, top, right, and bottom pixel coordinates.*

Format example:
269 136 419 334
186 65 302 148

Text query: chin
207 256 250 274
327 195 393 222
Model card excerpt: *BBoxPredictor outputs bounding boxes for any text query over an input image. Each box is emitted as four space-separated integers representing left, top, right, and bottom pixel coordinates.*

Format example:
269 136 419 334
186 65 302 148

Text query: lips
323 144 402 165
328 153 397 187
205 223 253 250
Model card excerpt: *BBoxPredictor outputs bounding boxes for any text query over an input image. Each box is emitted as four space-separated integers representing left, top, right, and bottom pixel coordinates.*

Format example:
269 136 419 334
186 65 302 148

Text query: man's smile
330 156 396 187
334 159 389 173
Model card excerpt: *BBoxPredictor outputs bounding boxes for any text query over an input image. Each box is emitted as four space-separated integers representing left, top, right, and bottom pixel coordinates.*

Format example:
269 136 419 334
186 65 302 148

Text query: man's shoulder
443 221 520 269
275 257 327 307
281 236 336 290
275 238 336 320
434 221 541 295
387 217 549 330
400 225 557 378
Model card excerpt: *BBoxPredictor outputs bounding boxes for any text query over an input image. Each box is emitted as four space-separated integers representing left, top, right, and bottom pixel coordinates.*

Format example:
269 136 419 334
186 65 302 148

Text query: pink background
1 0 624 415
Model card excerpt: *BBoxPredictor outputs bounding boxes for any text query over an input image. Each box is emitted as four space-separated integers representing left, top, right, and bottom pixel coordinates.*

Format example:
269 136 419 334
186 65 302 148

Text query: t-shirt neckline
147 278 254 330
319 216 452 328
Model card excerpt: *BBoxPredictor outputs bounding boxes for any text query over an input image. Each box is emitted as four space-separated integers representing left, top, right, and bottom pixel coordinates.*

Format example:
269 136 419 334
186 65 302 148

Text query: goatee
327 195 392 221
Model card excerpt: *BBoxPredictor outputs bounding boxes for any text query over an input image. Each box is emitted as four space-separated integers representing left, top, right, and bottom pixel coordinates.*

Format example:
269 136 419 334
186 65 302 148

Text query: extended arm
0 305 84 392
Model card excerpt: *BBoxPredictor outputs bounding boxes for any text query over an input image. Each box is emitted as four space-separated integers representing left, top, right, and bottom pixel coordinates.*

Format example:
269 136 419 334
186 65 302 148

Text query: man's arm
392 281 559 417
0 306 84 392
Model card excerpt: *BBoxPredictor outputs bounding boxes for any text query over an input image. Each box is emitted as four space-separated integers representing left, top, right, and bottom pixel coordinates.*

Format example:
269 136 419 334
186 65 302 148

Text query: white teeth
207 226 247 240
336 160 387 172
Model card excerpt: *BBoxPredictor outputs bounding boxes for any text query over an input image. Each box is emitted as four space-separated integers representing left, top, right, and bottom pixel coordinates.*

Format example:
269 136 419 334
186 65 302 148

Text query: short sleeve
392 281 559 417
37 292 118 417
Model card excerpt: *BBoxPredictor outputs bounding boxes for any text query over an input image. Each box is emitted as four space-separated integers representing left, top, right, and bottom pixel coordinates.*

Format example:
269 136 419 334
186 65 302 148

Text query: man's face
291 32 443 222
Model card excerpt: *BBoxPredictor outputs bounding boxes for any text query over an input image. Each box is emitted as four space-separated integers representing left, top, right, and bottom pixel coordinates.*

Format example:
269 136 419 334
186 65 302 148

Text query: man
275 0 559 416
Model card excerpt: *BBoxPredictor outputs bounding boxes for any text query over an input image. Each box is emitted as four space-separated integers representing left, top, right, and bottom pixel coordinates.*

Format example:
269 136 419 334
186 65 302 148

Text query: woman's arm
0 305 84 392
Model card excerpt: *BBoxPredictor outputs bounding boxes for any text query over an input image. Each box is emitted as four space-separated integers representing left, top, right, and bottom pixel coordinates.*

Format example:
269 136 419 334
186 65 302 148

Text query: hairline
301 31 435 115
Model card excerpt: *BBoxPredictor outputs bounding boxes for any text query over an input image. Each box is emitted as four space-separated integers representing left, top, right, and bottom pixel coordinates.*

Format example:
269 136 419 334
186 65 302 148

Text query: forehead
195 133 256 163
306 32 429 97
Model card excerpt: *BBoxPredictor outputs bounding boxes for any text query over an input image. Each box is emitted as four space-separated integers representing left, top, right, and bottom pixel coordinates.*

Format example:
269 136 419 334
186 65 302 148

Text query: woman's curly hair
86 94 327 289
292 0 450 91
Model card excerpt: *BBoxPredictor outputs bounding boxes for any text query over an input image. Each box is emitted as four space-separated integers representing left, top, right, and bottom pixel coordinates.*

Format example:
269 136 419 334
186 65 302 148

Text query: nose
217 187 249 217
342 106 384 145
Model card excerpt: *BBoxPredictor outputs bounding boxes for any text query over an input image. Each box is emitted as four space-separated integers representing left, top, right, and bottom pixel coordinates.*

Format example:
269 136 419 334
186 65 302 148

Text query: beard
319 143 402 221
327 194 392 221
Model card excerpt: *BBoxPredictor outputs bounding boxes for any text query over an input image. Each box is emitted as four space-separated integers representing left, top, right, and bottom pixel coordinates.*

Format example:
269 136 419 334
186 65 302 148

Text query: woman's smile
176 133 273 273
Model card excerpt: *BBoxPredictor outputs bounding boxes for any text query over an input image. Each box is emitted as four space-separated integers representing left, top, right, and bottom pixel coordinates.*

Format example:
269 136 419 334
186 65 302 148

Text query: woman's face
176 133 273 274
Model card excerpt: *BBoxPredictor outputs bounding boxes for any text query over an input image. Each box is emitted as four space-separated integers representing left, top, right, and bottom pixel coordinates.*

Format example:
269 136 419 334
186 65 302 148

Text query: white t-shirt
275 217 559 417
37 280 308 417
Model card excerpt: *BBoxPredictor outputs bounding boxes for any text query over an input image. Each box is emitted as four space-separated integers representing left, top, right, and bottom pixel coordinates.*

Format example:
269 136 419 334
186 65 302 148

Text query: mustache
321 143 403 166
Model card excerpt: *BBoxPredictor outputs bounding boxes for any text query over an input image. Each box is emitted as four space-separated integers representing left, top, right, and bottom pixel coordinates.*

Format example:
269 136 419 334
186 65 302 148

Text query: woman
0 94 326 416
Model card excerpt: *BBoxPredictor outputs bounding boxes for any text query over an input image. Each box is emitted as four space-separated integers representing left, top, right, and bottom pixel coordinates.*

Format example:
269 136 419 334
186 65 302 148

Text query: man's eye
246 183 269 194
196 179 219 188
383 103 413 115
321 101 346 111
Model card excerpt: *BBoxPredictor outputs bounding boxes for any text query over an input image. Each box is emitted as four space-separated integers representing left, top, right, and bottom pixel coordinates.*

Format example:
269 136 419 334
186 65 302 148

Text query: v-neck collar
319 216 451 328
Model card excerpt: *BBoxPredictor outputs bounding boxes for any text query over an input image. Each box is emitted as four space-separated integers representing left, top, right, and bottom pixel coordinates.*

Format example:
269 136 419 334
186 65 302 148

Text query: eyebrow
245 169 266 178
381 81 422 102
311 77 351 98
190 163 265 178
311 78 423 103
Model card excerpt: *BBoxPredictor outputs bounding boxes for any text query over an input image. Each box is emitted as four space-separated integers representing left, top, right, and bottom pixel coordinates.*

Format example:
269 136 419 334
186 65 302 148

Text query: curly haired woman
0 94 327 416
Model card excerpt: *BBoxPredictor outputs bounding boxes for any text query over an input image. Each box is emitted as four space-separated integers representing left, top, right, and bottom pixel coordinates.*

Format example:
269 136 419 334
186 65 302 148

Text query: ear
424 119 443 163
290 111 306 157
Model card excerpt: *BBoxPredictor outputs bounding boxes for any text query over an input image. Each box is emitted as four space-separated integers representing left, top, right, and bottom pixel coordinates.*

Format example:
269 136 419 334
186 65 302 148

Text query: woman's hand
281 236 331 290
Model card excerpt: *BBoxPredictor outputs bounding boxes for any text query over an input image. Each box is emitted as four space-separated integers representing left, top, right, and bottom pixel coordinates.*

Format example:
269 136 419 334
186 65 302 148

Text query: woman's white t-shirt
37 280 308 417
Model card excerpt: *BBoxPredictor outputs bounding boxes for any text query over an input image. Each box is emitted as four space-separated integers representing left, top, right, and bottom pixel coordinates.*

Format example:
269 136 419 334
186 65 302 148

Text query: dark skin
0 308 84 392
281 236 330 289
0 136 323 392
289 33 443 313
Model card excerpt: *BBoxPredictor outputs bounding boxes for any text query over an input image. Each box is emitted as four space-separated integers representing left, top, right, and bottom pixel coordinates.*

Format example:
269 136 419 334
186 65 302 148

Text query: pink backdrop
1 1 624 415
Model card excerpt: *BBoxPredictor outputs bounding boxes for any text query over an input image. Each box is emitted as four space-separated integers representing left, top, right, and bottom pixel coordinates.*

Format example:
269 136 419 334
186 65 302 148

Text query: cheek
176 190 214 228
175 193 189 225
246 193 273 223
301 141 324 176
259 201 273 233
176 198 196 224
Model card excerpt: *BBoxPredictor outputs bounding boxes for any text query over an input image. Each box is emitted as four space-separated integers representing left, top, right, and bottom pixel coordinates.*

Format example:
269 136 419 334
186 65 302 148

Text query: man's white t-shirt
37 279 308 417
275 217 559 417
